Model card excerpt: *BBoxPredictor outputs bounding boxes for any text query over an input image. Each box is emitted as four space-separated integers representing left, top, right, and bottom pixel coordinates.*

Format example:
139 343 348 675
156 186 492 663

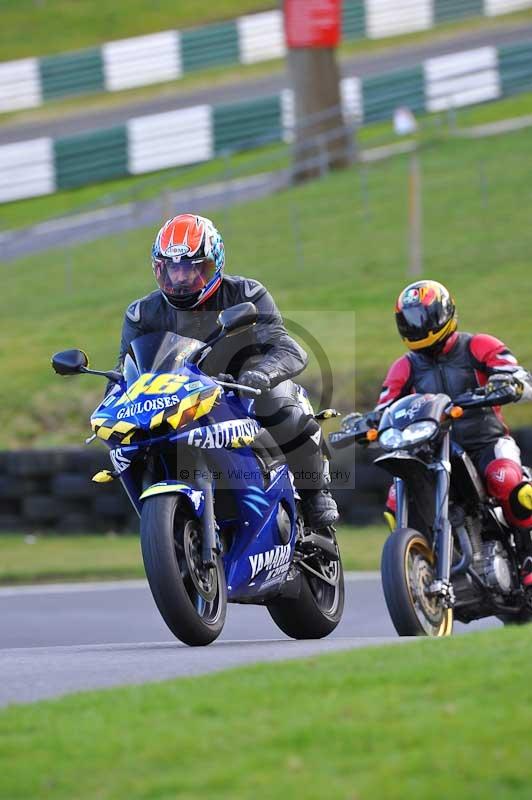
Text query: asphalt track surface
1 20 532 145
0 573 497 707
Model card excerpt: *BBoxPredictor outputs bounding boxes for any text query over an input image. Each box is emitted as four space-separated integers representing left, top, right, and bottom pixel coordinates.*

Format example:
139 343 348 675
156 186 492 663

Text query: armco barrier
1 428 531 532
4 35 532 204
0 1 531 113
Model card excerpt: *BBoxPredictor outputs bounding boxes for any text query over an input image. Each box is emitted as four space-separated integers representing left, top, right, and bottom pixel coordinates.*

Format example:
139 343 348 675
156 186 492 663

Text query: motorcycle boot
286 417 339 529
508 481 532 531
516 483 532 512
300 487 339 529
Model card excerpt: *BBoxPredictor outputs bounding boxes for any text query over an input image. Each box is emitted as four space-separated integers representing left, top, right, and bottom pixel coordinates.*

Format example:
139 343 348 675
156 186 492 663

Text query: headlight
379 420 438 450
379 428 405 450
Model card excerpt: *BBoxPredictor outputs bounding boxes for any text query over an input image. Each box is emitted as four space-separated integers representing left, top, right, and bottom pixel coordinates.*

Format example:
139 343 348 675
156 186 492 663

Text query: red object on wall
284 0 342 48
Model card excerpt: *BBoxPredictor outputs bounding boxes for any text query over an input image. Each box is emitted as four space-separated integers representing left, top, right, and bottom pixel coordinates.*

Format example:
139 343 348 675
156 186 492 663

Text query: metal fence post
408 146 423 276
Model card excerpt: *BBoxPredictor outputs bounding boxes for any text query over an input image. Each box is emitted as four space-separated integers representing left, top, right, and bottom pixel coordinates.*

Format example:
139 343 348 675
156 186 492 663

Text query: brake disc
183 520 218 602
410 554 445 627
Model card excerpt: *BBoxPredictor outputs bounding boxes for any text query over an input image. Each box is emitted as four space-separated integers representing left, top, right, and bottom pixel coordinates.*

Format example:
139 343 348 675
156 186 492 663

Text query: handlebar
452 385 511 409
215 379 262 397
330 384 514 450
329 412 376 449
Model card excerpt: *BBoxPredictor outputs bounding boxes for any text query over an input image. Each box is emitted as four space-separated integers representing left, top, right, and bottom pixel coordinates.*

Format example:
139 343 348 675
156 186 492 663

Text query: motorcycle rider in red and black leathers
109 213 338 530
371 280 532 581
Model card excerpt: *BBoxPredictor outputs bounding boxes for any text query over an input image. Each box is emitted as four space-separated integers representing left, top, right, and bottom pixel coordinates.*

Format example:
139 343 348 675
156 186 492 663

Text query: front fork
394 434 455 607
430 434 455 606
195 453 217 568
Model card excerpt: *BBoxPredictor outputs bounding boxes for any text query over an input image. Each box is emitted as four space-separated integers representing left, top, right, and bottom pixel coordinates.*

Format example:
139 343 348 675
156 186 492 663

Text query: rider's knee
485 458 524 501
385 482 397 513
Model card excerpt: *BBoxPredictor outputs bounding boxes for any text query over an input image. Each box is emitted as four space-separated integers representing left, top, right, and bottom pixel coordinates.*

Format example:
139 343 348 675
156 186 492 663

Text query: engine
475 541 514 594
452 512 517 620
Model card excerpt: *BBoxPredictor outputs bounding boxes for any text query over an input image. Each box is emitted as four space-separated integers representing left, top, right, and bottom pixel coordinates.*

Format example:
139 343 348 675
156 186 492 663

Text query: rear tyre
141 495 226 646
267 529 344 639
497 609 532 626
381 527 453 637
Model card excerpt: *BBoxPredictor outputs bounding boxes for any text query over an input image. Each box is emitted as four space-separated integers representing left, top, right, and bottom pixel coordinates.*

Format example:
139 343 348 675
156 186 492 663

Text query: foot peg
298 531 339 561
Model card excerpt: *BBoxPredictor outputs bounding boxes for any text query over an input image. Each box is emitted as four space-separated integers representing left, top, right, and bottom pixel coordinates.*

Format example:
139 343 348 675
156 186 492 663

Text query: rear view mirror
217 303 257 335
51 349 89 376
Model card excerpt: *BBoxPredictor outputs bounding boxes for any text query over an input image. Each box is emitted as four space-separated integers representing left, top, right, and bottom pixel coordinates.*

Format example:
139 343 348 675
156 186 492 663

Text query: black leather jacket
114 275 308 387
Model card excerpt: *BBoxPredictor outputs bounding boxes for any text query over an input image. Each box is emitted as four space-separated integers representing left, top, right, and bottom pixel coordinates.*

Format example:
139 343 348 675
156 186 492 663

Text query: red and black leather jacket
375 332 531 452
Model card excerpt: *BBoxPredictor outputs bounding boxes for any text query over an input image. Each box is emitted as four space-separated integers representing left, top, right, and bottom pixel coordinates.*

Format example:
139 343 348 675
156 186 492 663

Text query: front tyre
381 527 453 637
141 495 226 646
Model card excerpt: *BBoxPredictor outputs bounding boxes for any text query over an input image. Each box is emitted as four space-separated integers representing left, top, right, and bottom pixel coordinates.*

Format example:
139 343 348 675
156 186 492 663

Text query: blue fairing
90 331 299 604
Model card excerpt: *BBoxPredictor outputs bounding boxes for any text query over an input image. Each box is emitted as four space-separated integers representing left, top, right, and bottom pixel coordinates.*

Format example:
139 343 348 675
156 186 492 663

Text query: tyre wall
1 429 531 532
0 449 137 533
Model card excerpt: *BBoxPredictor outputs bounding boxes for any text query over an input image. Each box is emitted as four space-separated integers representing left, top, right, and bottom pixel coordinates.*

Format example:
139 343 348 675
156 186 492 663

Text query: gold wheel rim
404 535 453 637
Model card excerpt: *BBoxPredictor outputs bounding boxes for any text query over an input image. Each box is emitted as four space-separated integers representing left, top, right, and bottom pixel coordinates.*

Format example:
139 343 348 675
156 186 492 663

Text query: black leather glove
342 410 380 430
365 410 382 428
341 412 363 432
238 370 271 392
486 373 524 404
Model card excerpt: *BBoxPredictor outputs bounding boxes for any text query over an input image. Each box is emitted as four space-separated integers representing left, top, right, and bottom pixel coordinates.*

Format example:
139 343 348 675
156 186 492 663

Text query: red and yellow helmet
395 280 457 352
152 214 225 309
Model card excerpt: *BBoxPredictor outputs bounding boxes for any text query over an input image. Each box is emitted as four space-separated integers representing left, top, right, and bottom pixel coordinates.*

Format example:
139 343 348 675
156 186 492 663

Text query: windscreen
123 332 205 385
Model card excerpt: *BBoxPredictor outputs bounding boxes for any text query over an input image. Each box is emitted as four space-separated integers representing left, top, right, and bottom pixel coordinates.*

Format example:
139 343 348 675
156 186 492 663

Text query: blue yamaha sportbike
52 303 344 646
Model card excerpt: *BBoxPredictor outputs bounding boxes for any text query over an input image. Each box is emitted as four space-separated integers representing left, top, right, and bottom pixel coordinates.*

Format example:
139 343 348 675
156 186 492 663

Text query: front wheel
267 529 344 639
141 495 227 646
381 527 453 637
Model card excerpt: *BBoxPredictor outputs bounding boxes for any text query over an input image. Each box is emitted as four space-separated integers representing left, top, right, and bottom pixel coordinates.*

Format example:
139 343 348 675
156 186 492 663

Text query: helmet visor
153 256 217 298
396 304 448 342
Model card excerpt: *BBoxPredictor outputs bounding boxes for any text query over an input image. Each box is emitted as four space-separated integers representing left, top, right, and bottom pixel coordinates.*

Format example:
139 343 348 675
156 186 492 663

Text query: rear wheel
141 495 226 646
267 525 344 639
381 527 453 637
497 611 532 626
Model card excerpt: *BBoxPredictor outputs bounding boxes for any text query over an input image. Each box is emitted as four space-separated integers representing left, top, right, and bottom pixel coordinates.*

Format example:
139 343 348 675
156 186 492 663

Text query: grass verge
0 1 275 61
0 526 384 585
0 626 530 799
0 533 143 585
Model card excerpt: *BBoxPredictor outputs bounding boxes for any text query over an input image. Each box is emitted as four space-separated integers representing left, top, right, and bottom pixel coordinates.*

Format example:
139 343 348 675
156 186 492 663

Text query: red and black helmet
151 214 225 309
395 280 457 352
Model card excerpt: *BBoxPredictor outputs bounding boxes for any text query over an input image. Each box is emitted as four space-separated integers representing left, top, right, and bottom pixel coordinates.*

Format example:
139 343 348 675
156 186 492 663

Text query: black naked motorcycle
330 387 532 637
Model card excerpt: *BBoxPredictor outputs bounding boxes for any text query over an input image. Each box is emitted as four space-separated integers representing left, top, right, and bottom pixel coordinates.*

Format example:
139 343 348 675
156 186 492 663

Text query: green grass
0 1 275 61
0 526 384 584
0 533 143 584
3 124 532 448
1 626 531 799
